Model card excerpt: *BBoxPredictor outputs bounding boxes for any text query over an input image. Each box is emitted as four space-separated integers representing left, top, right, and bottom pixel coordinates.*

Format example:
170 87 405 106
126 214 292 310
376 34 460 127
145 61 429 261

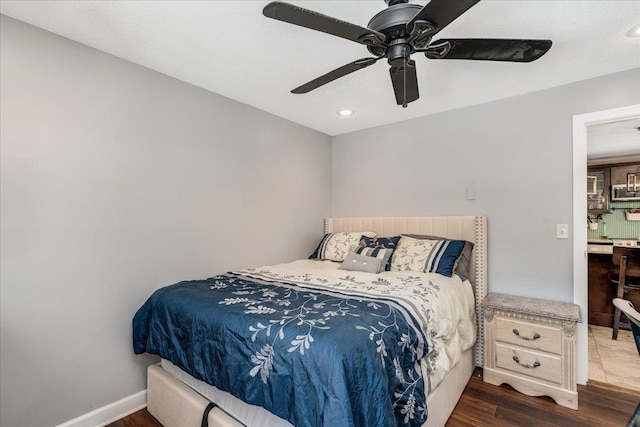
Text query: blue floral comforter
133 260 475 427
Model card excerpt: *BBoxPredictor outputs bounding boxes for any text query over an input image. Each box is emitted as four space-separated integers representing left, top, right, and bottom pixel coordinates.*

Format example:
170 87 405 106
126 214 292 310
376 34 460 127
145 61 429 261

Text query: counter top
588 239 613 255
481 293 582 323
588 246 613 254
588 238 640 244
588 239 613 245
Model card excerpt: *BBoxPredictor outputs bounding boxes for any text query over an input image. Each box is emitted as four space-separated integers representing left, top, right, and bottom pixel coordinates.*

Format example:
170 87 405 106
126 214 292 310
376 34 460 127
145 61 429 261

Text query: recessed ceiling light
337 109 355 117
626 23 640 38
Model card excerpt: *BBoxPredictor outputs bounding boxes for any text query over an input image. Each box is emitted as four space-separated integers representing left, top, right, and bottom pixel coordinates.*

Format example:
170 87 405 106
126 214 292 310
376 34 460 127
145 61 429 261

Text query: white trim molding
56 390 146 427
572 103 640 385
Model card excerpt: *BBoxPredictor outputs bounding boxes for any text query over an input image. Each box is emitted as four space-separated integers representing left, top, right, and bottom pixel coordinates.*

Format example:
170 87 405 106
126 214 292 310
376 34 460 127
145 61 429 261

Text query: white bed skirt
148 348 474 427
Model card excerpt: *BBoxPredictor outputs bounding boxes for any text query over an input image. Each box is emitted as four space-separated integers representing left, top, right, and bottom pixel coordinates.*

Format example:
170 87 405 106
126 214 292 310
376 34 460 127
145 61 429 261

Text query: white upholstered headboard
326 216 488 367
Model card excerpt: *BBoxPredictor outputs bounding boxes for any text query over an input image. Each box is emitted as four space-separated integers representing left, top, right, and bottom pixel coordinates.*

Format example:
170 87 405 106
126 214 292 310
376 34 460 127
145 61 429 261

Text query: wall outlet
557 224 569 239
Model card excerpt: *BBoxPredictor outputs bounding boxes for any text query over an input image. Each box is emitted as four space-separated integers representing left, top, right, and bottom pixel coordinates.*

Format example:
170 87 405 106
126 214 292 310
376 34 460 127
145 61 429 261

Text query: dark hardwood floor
108 369 640 427
447 370 639 426
108 409 161 427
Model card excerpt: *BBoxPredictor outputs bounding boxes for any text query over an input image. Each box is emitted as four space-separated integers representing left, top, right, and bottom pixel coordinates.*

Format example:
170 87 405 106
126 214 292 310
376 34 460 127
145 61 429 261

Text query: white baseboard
56 390 147 427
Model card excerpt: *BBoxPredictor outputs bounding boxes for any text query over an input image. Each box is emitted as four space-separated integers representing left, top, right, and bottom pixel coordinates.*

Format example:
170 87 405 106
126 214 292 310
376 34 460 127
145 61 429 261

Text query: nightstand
482 293 582 409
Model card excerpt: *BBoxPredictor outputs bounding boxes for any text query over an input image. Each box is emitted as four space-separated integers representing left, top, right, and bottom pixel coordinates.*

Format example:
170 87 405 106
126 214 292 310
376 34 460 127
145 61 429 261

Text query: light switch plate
466 186 476 200
557 224 569 239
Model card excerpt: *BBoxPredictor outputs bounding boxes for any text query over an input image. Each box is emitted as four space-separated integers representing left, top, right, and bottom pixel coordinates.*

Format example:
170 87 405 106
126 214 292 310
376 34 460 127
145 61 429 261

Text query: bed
134 216 488 427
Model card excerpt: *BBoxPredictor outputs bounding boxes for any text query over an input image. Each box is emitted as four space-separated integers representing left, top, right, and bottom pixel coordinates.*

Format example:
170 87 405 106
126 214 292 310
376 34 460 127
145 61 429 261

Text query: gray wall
332 68 640 303
0 16 331 427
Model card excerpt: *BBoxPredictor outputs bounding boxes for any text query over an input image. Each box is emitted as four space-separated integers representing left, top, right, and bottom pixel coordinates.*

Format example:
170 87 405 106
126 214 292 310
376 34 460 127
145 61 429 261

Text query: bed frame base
423 348 474 427
148 364 241 427
147 348 474 427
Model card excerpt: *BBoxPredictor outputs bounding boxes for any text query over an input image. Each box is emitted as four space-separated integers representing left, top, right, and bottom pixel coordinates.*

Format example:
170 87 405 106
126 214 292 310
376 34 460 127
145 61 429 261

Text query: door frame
572 103 640 385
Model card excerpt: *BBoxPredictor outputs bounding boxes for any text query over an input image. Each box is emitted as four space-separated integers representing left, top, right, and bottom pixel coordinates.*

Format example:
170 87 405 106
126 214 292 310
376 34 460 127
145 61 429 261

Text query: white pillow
389 235 441 272
309 232 376 262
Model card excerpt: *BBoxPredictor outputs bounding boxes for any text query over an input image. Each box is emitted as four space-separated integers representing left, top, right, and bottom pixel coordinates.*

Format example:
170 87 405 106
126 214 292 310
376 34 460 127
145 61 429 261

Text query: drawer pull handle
512 356 540 369
512 329 541 341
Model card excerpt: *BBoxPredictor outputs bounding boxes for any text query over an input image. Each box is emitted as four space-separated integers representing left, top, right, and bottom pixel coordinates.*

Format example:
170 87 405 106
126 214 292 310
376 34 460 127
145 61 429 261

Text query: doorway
573 104 640 386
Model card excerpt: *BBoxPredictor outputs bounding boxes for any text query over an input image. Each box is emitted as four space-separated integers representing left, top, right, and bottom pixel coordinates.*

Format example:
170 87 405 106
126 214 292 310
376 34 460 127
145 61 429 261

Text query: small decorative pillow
353 245 394 272
360 235 401 271
403 234 474 281
390 236 466 277
339 252 384 274
309 232 377 262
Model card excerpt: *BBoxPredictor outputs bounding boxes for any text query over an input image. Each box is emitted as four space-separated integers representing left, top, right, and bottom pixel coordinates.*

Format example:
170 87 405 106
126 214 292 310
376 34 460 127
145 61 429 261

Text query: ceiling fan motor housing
367 3 425 58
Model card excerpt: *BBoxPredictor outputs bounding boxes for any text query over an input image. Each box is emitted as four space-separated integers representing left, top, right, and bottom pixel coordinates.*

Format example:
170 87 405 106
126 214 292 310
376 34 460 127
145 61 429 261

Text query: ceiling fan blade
407 0 480 35
389 60 419 107
292 57 380 94
425 39 552 62
263 2 386 47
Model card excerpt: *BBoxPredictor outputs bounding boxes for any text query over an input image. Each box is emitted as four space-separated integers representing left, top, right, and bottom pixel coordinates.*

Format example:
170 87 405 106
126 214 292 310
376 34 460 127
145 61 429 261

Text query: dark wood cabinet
587 167 611 215
610 163 640 187
588 253 616 326
588 253 640 327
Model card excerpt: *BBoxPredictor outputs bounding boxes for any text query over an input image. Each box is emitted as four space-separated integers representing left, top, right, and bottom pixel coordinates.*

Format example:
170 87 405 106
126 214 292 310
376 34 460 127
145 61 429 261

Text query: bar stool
610 247 640 340
612 299 640 427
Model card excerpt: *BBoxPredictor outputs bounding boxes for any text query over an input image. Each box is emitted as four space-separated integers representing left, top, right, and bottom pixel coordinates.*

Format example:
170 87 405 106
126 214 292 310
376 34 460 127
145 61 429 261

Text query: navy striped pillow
360 236 401 271
426 239 467 277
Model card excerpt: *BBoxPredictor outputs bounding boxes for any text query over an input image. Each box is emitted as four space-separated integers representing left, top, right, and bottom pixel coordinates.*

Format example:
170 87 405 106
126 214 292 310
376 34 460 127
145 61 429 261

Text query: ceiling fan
263 0 552 107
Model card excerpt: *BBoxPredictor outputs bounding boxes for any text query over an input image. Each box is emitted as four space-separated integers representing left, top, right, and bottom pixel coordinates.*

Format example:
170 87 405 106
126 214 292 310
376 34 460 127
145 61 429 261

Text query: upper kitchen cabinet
611 163 640 188
587 167 611 214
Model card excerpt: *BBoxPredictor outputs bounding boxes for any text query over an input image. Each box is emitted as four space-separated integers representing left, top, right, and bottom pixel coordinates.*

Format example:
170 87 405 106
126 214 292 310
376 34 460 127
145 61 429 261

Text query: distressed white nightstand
482 293 582 410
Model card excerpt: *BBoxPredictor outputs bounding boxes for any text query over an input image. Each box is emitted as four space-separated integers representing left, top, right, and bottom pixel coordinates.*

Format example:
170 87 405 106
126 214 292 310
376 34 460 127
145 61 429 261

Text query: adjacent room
1 1 639 427
586 120 640 392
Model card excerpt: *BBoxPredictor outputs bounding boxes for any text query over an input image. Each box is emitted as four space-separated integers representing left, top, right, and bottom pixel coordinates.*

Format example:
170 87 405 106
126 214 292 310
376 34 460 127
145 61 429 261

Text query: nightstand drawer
495 342 562 384
496 316 562 354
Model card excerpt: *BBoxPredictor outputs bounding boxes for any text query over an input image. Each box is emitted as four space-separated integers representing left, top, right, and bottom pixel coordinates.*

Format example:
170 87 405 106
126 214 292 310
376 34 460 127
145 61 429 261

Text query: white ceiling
1 0 639 136
587 117 640 164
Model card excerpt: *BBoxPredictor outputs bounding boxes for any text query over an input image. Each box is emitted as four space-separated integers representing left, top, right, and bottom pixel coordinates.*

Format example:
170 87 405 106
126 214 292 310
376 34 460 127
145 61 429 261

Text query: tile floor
588 324 640 392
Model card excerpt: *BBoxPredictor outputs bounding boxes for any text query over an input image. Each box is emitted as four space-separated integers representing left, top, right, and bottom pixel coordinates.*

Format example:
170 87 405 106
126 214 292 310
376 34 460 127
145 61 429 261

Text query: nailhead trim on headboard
473 216 487 367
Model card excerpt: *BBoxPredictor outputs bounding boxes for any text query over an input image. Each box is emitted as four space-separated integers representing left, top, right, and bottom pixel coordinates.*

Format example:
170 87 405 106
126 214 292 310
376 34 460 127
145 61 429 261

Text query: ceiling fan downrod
387 40 410 66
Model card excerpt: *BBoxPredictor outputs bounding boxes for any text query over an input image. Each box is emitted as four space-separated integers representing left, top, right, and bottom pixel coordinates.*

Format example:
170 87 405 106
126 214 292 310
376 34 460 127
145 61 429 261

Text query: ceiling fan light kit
263 0 552 108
